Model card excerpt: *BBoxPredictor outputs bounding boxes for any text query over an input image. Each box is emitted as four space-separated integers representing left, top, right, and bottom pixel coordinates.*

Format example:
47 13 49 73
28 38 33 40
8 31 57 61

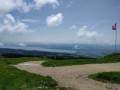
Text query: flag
112 23 116 30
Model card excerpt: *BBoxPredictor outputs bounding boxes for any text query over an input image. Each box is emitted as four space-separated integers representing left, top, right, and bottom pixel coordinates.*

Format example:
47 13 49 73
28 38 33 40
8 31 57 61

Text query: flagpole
115 23 117 53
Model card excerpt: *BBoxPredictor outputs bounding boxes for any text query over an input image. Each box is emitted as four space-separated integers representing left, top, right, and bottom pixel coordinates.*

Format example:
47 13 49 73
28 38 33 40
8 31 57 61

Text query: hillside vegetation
42 54 120 67
0 56 67 90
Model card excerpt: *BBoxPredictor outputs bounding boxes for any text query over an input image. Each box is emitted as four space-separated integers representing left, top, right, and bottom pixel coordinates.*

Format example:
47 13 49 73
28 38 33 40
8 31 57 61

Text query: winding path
14 61 120 90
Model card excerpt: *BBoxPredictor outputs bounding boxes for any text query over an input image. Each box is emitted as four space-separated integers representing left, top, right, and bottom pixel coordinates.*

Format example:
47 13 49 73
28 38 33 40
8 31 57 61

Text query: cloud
22 19 40 23
46 13 63 27
90 24 98 30
67 0 73 8
76 25 102 43
0 0 32 15
70 25 77 30
17 43 26 47
0 14 34 34
77 25 98 37
3 14 15 24
34 0 59 9
0 0 59 16
0 42 4 46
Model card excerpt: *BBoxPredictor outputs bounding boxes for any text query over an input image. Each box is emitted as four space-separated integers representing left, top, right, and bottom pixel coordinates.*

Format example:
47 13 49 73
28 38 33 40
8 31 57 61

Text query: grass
1 54 120 89
42 54 120 67
88 72 120 84
0 56 67 90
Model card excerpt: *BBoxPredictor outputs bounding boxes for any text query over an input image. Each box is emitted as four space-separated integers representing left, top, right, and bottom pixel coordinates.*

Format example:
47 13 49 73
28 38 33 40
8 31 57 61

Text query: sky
0 0 120 47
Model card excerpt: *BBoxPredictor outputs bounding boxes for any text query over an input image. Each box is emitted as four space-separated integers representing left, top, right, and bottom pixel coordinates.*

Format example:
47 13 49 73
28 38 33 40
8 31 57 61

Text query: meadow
0 54 120 89
0 56 67 90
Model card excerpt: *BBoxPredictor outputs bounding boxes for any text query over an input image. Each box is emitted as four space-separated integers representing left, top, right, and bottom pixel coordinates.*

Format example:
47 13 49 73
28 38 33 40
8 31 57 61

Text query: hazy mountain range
0 43 120 58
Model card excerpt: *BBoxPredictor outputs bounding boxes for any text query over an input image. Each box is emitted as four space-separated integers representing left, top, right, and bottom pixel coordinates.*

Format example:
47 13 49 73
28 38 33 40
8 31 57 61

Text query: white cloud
70 25 77 30
90 24 98 30
0 14 34 34
3 14 15 24
0 42 4 46
0 0 59 16
77 25 98 37
76 25 102 43
0 0 32 15
22 19 40 23
34 0 59 9
17 43 26 47
67 1 73 8
46 13 63 27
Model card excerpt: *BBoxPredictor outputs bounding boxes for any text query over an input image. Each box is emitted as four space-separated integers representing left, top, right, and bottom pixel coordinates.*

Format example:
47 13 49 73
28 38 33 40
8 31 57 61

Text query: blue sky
0 0 120 47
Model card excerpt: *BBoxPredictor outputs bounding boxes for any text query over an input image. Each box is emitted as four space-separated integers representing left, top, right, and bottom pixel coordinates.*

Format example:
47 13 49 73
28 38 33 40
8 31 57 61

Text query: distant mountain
0 48 95 59
27 43 120 58
0 43 120 58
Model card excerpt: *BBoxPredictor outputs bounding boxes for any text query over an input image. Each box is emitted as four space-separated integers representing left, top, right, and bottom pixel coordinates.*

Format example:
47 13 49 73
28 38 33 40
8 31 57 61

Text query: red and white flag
112 23 117 30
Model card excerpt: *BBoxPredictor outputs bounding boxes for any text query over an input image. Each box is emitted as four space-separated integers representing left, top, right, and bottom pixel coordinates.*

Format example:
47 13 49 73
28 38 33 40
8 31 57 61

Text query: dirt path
14 61 120 90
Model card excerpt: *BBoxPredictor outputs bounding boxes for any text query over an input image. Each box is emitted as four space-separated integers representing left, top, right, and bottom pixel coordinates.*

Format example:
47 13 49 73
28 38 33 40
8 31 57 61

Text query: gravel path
14 61 120 90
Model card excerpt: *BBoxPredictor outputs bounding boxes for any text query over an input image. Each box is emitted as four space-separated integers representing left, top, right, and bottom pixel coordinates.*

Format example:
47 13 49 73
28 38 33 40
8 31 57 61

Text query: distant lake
1 46 76 54
1 44 120 58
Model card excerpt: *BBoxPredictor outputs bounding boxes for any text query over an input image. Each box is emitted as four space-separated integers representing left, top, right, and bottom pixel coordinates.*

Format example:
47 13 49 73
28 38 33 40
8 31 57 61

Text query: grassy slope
42 54 120 67
88 72 120 84
42 54 120 85
0 57 67 90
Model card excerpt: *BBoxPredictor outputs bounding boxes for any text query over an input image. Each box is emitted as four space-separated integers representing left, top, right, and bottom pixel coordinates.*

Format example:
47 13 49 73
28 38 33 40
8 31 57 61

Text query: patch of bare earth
14 61 120 90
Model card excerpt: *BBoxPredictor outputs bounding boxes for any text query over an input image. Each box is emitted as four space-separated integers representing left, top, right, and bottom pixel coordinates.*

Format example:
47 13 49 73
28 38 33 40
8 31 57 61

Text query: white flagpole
115 23 117 53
